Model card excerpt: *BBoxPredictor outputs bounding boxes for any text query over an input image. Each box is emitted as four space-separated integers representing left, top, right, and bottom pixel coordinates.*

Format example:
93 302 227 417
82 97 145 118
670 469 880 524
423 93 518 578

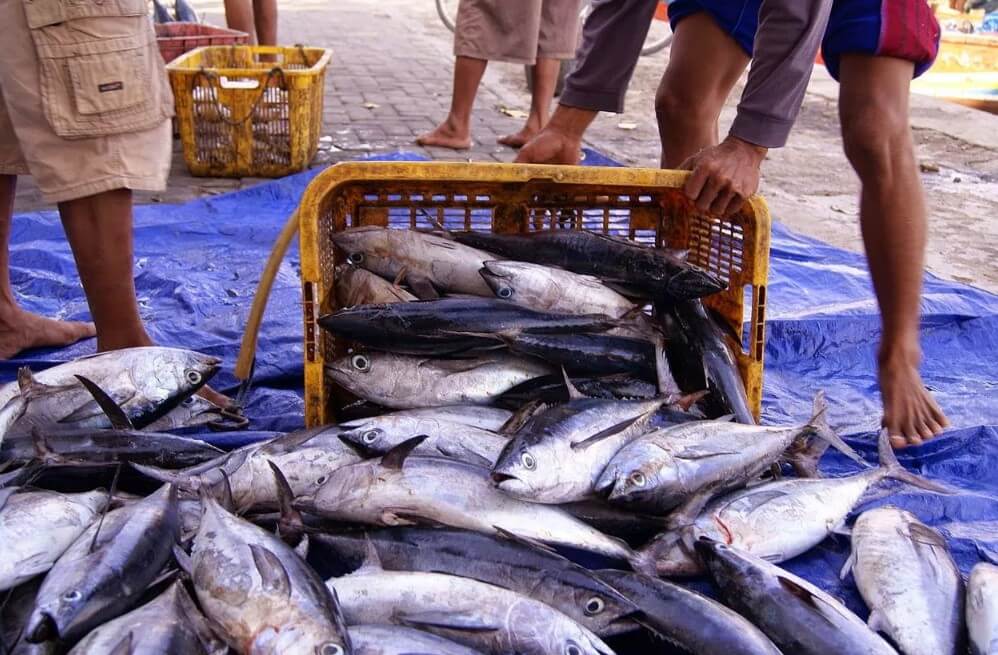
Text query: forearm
560 0 659 114
731 0 832 148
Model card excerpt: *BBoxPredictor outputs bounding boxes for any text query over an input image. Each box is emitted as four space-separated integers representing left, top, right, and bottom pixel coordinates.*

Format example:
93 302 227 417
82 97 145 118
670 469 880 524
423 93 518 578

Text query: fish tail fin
791 391 868 474
629 545 659 577
877 429 954 494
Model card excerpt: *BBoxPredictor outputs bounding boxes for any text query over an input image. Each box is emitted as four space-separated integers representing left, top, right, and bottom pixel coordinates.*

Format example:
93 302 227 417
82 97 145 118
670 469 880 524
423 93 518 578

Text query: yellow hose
234 208 300 381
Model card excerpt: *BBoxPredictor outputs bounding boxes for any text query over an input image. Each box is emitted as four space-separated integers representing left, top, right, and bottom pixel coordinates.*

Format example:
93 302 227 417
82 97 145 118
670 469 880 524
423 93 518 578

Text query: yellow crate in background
298 162 771 426
167 45 331 178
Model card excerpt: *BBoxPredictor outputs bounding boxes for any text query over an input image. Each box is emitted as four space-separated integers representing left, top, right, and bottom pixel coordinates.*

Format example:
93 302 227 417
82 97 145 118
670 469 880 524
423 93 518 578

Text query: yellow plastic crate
298 162 771 427
167 45 331 178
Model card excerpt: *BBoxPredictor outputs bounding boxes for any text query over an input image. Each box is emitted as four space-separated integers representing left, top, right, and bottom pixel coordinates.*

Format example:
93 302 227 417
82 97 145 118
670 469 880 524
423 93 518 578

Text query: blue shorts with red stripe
667 0 941 80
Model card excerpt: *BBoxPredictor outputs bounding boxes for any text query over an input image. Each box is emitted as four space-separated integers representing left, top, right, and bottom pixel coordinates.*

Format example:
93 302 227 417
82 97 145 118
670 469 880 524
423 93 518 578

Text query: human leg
223 0 257 41
499 58 561 147
838 54 948 447
253 0 278 46
0 176 95 359
416 56 487 150
655 9 751 168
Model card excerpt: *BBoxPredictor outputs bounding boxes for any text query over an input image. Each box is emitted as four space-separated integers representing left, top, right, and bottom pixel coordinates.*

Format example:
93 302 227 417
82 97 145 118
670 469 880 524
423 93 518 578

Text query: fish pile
0 228 992 654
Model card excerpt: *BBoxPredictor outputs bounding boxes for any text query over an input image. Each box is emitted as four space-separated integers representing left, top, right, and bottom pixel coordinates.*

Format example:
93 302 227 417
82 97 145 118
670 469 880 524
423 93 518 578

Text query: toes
889 435 908 449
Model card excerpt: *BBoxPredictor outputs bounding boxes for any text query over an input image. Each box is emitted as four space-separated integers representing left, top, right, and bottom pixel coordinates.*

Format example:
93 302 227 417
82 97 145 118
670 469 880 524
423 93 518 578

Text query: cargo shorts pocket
23 0 174 139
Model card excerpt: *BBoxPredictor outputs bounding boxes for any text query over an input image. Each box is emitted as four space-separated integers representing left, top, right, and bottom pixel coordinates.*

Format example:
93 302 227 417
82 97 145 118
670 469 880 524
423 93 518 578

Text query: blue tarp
3 150 996 620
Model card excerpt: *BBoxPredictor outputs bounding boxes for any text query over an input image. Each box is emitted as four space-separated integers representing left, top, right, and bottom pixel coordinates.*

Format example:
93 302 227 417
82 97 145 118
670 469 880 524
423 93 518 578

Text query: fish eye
182 397 196 407
497 286 513 299
63 590 82 602
185 370 203 385
351 355 370 371
565 644 582 655
362 429 380 444
628 471 646 487
520 452 536 470
584 596 605 615
318 643 343 655
346 252 364 265
316 476 327 485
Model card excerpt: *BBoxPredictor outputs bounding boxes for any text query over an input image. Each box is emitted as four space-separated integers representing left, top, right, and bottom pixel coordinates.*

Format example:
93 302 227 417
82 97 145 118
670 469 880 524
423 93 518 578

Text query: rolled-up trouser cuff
729 108 793 149
559 84 625 115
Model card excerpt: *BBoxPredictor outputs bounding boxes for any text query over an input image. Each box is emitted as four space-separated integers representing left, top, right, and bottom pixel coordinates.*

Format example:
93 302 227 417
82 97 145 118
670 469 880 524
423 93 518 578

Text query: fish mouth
668 268 727 298
490 471 517 485
26 612 58 644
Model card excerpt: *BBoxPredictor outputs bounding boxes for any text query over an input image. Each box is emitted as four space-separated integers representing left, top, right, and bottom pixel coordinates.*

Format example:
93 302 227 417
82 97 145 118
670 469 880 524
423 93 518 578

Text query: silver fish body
67 582 217 655
335 264 416 306
491 398 663 504
191 496 351 655
308 455 633 561
397 405 513 432
0 489 107 592
326 352 551 408
349 625 484 655
328 568 615 655
332 226 496 297
144 395 224 431
479 260 637 318
339 414 509 466
849 507 964 655
641 431 947 576
26 485 180 643
0 347 220 443
969 562 998 655
697 538 898 655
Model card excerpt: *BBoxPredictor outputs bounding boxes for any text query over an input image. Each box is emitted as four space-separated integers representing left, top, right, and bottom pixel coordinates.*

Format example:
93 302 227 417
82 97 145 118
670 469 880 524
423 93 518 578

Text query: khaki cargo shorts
0 0 174 204
454 0 583 65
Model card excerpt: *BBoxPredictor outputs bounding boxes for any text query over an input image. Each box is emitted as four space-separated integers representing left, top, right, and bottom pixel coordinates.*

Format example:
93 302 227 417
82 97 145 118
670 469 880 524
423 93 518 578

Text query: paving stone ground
10 0 998 291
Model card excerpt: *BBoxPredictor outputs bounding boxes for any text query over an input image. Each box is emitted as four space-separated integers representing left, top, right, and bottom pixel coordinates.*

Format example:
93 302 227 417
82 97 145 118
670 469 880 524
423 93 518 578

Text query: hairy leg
416 56 487 150
500 58 561 148
655 12 749 168
0 175 95 359
838 54 948 447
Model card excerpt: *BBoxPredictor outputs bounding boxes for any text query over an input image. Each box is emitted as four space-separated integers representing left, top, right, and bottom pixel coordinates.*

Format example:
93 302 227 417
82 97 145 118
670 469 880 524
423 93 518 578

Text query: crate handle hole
219 76 261 90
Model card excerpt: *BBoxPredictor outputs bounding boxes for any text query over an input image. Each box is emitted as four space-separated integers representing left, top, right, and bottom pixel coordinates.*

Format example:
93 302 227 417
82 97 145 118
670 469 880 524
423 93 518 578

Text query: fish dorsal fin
74 375 134 430
499 399 546 435
266 461 305 546
89 463 123 554
357 535 383 572
561 368 584 400
380 435 428 470
249 544 292 598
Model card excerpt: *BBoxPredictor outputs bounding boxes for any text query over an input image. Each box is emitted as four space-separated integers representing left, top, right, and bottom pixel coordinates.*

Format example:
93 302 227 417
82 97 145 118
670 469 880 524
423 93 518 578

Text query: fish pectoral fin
777 576 847 625
59 389 138 425
405 273 440 300
73 375 135 430
866 609 888 634
838 550 856 581
907 522 948 550
248 544 292 598
397 610 502 633
492 525 564 558
380 508 430 527
571 413 649 451
108 630 134 655
438 445 492 469
777 576 820 608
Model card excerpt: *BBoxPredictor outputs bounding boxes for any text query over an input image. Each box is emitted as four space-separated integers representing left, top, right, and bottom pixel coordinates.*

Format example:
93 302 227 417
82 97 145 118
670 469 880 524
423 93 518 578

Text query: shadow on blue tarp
3 148 996 617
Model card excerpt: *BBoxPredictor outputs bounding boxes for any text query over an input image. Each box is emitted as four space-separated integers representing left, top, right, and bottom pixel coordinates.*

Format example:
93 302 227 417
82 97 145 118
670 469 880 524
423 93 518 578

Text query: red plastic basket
155 23 250 64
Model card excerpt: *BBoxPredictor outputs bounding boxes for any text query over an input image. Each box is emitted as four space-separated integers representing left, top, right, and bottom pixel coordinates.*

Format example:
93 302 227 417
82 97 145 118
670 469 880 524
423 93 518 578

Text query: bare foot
514 126 582 165
498 125 539 149
879 349 949 448
416 119 472 150
0 307 95 359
